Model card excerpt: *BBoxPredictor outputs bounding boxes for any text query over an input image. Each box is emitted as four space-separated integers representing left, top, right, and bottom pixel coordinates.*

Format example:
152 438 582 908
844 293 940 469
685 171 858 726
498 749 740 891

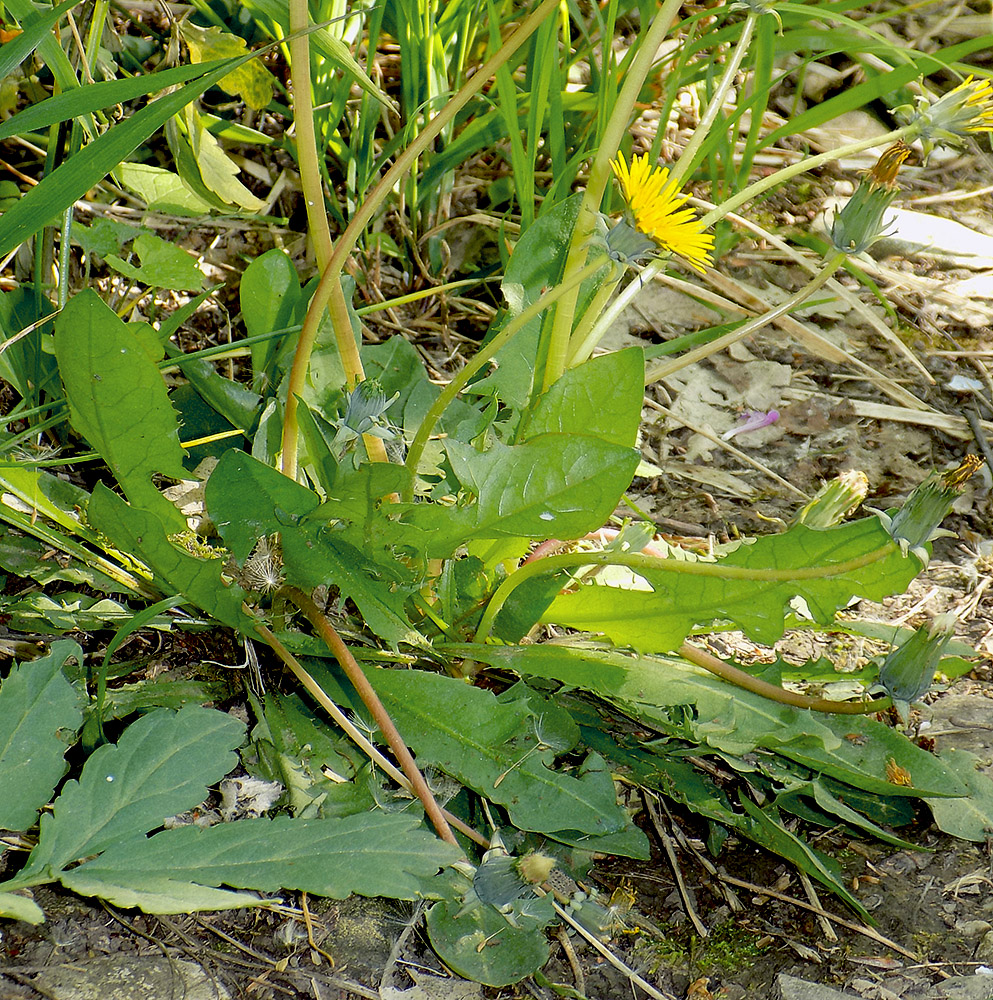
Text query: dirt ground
4 123 993 1000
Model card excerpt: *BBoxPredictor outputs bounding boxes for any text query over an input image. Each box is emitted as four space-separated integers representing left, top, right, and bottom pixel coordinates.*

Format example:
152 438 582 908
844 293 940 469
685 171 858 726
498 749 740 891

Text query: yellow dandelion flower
611 153 715 274
945 75 993 133
896 75 993 161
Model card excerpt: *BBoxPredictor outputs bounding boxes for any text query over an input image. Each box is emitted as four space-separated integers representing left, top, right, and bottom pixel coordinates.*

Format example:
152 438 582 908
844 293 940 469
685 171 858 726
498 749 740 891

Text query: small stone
976 930 993 964
774 973 859 1000
938 974 993 1000
957 920 993 938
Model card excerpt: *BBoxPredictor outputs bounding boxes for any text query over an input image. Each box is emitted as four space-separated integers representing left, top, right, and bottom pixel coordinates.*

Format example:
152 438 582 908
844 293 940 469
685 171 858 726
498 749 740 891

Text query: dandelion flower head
611 153 715 274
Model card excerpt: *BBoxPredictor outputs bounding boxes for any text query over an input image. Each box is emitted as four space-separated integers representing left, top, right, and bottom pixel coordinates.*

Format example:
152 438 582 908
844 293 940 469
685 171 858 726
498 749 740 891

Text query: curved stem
542 0 685 390
278 585 460 848
474 541 896 643
699 126 910 229
564 265 622 367
288 0 333 271
678 641 890 715
670 12 758 186
254 617 485 848
646 252 845 384
280 0 561 479
402 256 610 500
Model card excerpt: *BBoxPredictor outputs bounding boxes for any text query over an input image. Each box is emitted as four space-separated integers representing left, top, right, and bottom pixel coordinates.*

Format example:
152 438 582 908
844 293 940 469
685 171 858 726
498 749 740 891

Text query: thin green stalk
280 0 561 480
572 258 665 367
278 585 461 849
403 256 609 500
288 0 334 270
473 540 896 643
564 265 622 367
699 126 908 228
542 0 685 391
669 11 758 186
646 252 845 384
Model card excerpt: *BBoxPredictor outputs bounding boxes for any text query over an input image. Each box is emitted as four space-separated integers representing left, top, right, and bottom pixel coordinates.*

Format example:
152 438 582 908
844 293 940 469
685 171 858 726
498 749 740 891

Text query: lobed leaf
544 518 921 650
363 668 635 839
63 813 460 911
17 706 245 880
0 641 83 831
55 292 188 532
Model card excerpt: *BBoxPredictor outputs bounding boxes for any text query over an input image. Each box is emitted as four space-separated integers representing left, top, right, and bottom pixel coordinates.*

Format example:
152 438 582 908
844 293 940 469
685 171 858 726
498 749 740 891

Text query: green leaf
738 795 868 919
0 892 45 924
180 22 273 110
0 57 244 256
426 891 553 987
525 347 644 447
928 750 993 842
17 705 244 879
55 291 188 532
105 232 204 291
544 518 920 650
87 484 254 631
451 643 965 799
179 106 266 211
411 435 639 557
0 60 243 142
0 640 83 831
207 451 423 646
363 668 633 838
118 163 216 216
62 813 460 911
240 249 303 385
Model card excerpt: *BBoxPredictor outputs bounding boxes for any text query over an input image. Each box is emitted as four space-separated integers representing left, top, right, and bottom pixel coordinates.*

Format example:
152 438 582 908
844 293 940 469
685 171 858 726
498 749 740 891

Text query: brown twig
276 586 460 848
253 615 484 849
715 871 944 972
643 791 709 938
678 640 891 716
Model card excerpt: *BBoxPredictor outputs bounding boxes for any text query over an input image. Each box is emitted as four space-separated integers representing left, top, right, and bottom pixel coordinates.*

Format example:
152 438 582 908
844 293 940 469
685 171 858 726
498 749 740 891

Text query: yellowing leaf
180 22 273 110
182 106 265 212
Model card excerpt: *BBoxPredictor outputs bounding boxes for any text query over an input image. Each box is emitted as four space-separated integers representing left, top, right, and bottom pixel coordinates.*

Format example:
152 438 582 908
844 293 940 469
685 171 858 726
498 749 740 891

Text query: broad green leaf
426 891 553 987
87 484 253 631
0 641 83 830
180 22 273 110
207 448 319 559
63 813 460 911
452 643 964 798
118 163 216 216
181 106 266 211
106 232 204 291
0 892 44 924
525 347 644 447
0 57 243 257
58 874 260 914
17 706 244 879
411 435 638 557
240 249 303 385
207 451 422 646
928 751 993 842
544 518 921 650
55 291 187 532
363 668 632 838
